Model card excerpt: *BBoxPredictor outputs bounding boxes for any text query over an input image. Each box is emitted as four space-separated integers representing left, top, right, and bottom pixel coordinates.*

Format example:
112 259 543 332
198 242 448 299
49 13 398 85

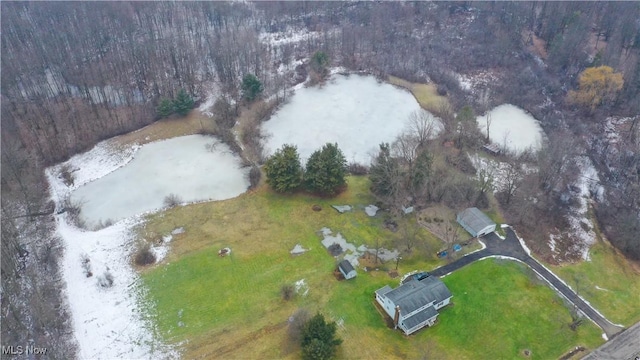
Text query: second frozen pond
262 74 437 164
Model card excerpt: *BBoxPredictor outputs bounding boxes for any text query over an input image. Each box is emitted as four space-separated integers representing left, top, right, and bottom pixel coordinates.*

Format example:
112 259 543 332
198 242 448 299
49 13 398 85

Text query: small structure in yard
338 259 357 280
456 207 496 237
375 276 452 335
483 143 501 156
331 205 352 213
218 247 231 257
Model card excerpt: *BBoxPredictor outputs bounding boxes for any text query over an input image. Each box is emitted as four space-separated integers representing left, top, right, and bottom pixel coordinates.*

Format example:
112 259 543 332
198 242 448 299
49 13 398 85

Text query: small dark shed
338 260 357 280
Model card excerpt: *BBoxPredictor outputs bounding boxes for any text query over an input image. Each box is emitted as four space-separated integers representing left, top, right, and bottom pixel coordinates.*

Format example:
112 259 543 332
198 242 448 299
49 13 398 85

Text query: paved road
430 228 625 338
583 321 640 360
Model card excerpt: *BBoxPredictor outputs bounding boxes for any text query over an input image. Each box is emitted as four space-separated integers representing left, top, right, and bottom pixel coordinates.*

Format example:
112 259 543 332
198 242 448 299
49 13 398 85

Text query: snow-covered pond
262 74 437 164
476 104 545 154
71 135 249 228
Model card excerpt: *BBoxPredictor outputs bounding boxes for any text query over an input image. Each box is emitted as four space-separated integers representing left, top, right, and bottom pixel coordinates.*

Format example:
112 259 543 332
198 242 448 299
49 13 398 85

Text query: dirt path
429 227 625 338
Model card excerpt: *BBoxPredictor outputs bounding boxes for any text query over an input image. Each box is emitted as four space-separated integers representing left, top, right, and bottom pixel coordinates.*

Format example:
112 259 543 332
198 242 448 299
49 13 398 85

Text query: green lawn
550 239 640 327
139 177 604 359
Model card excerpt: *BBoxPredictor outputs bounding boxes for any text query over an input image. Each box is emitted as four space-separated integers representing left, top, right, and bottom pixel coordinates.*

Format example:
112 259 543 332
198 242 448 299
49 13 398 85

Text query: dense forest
1 1 639 357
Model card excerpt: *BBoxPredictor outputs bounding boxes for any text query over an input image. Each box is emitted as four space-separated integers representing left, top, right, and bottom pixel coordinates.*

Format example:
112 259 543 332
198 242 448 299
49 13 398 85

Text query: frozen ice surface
262 74 430 165
71 135 249 228
477 104 545 154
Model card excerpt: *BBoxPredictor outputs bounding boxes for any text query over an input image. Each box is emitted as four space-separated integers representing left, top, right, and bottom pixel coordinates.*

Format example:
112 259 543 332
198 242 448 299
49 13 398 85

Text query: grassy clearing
115 110 214 148
549 238 640 326
431 259 603 359
140 177 603 359
387 76 449 113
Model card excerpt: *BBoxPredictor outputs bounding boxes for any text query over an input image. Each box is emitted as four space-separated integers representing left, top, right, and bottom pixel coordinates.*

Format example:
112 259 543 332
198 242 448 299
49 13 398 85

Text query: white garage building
456 207 496 237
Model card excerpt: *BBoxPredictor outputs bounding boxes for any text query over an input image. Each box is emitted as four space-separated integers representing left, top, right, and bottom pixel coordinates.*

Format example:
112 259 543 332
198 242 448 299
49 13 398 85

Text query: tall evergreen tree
301 313 342 360
369 143 401 197
173 89 195 116
304 143 347 196
156 98 174 119
241 73 264 101
264 144 303 193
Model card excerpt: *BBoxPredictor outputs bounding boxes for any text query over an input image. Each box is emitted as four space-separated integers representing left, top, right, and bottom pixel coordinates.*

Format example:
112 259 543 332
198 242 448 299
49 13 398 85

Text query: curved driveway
430 228 625 338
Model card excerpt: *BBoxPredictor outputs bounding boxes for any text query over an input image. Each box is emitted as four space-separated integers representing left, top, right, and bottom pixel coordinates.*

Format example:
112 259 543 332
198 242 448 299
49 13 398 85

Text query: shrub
310 51 330 79
134 244 156 266
327 243 343 256
163 193 182 208
281 284 295 301
60 164 75 186
437 84 448 96
347 162 369 175
81 254 92 277
93 218 114 231
62 197 85 228
97 270 114 288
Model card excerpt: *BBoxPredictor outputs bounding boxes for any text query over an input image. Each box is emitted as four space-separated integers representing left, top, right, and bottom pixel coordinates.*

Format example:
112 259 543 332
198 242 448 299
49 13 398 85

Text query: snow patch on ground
565 156 600 260
49 140 138 200
152 244 170 263
452 70 501 93
54 215 176 359
259 28 322 47
548 233 559 260
197 82 222 117
477 104 545 154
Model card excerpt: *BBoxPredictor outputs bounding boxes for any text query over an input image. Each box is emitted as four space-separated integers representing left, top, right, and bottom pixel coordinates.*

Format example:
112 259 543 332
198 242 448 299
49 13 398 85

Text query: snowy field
477 104 545 154
70 135 249 228
47 134 251 359
262 74 437 164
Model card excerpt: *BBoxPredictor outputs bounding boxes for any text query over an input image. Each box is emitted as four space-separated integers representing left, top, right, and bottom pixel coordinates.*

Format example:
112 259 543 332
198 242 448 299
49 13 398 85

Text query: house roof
457 207 495 233
375 285 393 297
383 277 452 315
338 259 355 274
402 305 438 331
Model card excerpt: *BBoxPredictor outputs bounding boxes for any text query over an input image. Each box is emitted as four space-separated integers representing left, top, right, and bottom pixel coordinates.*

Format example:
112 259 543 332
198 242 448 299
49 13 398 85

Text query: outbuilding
338 259 357 280
456 207 496 237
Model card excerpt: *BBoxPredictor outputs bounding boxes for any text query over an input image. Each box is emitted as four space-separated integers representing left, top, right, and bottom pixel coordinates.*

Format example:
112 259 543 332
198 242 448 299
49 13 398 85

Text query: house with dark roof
338 259 357 280
375 275 452 335
456 207 496 237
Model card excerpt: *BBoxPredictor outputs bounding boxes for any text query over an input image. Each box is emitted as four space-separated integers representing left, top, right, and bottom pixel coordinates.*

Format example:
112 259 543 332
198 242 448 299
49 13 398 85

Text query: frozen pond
476 104 545 154
262 74 436 164
71 135 249 228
